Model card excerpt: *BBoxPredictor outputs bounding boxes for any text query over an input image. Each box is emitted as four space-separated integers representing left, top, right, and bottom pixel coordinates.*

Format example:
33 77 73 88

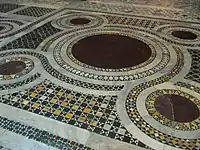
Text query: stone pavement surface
0 0 199 150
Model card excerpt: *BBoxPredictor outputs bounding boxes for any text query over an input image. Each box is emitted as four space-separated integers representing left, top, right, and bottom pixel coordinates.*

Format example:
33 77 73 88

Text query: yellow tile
53 109 61 115
90 121 97 126
37 87 44 91
65 113 73 119
78 117 86 122
131 111 135 115
32 103 40 108
72 105 79 110
22 100 29 105
30 92 37 98
159 135 164 140
67 95 73 99
50 98 57 104
57 91 63 96
79 97 85 101
43 106 50 112
83 108 91 114
61 101 68 107
89 100 95 106
4 75 11 80
172 140 177 145
153 111 159 116
149 130 154 134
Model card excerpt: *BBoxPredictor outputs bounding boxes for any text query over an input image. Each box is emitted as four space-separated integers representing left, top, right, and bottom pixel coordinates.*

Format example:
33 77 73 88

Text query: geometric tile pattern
14 6 55 17
104 15 171 29
0 116 93 150
0 1 199 150
107 0 200 10
0 8 65 40
0 51 123 91
185 49 200 83
127 86 200 150
0 19 24 26
0 3 23 13
0 73 41 90
0 22 62 51
53 26 170 81
76 2 183 19
0 80 148 149
175 82 200 94
126 47 200 150
146 89 200 131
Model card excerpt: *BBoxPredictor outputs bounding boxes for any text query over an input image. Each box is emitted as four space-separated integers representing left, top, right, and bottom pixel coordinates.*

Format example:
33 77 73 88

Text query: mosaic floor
0 0 199 150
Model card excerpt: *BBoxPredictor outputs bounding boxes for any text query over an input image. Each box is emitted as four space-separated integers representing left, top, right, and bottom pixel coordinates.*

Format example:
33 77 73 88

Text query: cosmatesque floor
0 0 199 150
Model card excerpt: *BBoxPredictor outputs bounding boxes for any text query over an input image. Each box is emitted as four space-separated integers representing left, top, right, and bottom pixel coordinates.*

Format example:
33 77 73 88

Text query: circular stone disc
72 34 152 69
171 31 197 40
70 18 91 25
0 61 26 75
155 94 199 122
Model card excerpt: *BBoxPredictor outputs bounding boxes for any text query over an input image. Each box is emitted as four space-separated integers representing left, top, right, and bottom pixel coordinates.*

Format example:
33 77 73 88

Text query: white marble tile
0 128 59 150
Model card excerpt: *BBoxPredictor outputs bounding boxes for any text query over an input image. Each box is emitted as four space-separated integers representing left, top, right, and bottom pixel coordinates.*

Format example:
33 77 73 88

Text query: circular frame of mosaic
0 19 24 36
146 89 200 131
0 51 123 91
51 13 107 30
67 31 157 71
53 27 171 81
155 25 200 43
125 47 200 149
0 57 34 80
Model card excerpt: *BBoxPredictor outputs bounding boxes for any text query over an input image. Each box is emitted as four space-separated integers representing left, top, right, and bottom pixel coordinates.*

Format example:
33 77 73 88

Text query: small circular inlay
155 94 199 122
70 18 91 25
171 31 197 40
0 61 26 75
71 34 152 69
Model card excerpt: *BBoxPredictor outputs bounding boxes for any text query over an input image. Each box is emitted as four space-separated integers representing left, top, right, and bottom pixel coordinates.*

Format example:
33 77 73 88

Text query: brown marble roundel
155 94 199 122
72 34 152 69
171 31 197 40
70 18 91 25
0 61 26 75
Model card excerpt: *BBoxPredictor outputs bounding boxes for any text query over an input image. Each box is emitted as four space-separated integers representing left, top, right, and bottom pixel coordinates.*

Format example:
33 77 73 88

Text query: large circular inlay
0 61 26 75
70 18 91 25
155 94 199 122
72 34 152 69
171 31 197 40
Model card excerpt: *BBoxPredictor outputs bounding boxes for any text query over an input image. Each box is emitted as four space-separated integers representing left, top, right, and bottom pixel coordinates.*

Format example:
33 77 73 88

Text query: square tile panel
0 80 148 149
14 6 56 17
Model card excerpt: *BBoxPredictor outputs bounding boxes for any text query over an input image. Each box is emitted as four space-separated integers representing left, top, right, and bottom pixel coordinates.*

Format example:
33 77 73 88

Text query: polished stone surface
72 34 152 69
171 31 197 40
0 61 26 75
0 0 199 150
70 18 91 25
155 94 199 122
